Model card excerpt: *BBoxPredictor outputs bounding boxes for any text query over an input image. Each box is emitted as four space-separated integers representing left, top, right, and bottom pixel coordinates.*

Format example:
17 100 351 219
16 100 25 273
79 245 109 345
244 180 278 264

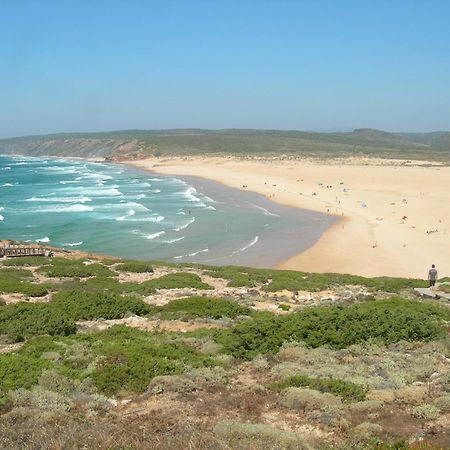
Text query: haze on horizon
1 0 449 139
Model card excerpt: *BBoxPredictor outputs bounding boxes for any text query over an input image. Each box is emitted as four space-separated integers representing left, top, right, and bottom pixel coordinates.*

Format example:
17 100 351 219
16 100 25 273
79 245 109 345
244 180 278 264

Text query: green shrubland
0 291 153 340
0 326 218 400
0 268 50 297
115 261 154 273
203 266 428 292
141 272 213 291
215 298 450 359
157 296 251 320
37 258 113 278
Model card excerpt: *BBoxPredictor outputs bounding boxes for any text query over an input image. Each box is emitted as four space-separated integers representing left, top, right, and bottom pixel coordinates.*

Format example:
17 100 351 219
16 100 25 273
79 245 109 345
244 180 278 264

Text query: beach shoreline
125 156 450 278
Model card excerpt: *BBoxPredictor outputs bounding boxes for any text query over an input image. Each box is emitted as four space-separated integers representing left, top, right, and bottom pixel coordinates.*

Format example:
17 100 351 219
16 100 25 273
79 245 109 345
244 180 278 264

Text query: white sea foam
0 207 4 211
34 204 94 213
150 189 161 193
174 247 209 260
2 183 13 187
62 241 83 247
59 180 79 184
174 217 195 231
25 196 92 203
249 203 281 217
162 237 185 244
1 166 11 170
181 186 202 203
232 236 259 255
204 205 216 211
116 209 136 221
177 211 186 215
142 231 165 240
0 214 4 221
36 237 50 243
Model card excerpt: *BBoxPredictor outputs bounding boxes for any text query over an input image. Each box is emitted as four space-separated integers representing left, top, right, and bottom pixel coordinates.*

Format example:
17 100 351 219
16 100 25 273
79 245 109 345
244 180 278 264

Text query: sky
0 0 449 138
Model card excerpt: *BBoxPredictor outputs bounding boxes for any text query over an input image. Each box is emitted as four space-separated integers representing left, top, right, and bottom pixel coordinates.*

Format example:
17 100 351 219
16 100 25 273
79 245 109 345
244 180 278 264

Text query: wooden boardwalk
0 245 47 258
414 287 450 301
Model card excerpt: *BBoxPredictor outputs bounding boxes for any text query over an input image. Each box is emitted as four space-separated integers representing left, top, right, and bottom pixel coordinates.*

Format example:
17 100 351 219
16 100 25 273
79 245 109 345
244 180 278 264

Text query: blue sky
0 0 449 137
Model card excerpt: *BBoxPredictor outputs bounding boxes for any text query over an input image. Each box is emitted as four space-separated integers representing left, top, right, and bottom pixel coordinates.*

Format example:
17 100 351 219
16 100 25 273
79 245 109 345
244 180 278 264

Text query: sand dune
126 157 450 279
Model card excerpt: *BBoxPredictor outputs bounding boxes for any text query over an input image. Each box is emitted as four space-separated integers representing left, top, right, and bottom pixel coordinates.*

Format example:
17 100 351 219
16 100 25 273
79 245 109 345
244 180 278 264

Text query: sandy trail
126 157 450 278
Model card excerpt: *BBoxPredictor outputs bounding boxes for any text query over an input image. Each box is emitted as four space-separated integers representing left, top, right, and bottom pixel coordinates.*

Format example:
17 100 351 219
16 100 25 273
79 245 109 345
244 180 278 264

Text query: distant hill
0 128 449 162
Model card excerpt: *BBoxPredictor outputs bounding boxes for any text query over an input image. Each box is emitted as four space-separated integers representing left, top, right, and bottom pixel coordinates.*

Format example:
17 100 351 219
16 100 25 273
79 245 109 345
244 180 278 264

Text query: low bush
280 387 340 411
157 296 250 320
0 291 154 340
216 299 450 359
0 268 50 297
202 265 428 293
269 374 367 402
0 256 53 267
0 326 219 399
38 259 113 278
411 404 440 420
115 261 153 273
51 290 154 321
213 420 308 449
142 272 213 291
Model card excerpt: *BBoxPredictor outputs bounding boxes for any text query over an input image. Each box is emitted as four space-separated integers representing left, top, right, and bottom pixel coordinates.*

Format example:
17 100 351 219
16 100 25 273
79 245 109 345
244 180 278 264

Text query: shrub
412 404 440 420
0 353 50 404
147 367 227 394
0 268 50 297
1 256 53 267
352 422 384 442
280 387 341 411
349 400 384 414
38 259 113 278
115 261 154 273
9 387 72 414
433 394 450 412
142 272 213 291
395 386 427 405
51 290 154 321
0 290 154 340
217 299 450 359
213 421 308 449
158 296 250 320
269 374 367 402
252 354 269 371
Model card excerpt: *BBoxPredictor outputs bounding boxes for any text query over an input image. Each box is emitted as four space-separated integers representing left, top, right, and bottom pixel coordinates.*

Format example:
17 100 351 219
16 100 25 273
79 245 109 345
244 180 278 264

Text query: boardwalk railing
0 245 48 258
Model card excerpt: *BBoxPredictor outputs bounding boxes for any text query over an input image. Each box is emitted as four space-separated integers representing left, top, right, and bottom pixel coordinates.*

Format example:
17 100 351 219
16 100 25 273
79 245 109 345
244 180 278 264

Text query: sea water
0 155 333 266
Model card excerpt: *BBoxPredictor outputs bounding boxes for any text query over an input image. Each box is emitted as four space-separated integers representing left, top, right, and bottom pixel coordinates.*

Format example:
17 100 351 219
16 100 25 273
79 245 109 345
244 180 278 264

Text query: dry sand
126 157 450 278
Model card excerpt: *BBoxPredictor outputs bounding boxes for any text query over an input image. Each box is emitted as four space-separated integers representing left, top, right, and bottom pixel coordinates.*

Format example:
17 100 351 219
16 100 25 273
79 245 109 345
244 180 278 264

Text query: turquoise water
0 155 333 266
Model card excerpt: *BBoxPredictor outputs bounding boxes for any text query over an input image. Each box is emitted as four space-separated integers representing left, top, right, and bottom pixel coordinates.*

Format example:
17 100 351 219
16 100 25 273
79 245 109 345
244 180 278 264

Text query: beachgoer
428 264 438 288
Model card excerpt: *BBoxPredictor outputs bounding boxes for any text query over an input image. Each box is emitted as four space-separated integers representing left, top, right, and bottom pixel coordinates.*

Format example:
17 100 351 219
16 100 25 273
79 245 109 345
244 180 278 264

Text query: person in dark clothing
428 264 438 288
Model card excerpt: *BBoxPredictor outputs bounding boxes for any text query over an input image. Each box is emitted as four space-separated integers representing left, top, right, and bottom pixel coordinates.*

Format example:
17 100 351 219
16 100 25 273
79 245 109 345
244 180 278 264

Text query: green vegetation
157 296 251 320
2 128 450 162
115 261 154 273
0 326 217 400
1 252 450 448
204 266 428 292
0 256 54 267
37 258 113 278
141 272 213 290
0 291 153 341
269 374 367 402
216 298 450 359
0 268 50 297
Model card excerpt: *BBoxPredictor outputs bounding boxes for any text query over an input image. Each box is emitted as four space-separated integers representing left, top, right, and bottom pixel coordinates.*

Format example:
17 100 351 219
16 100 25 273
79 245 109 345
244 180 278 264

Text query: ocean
0 155 334 266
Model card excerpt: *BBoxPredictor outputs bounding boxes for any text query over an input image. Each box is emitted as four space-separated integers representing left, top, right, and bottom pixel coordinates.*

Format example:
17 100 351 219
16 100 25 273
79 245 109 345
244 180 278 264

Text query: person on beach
428 264 438 288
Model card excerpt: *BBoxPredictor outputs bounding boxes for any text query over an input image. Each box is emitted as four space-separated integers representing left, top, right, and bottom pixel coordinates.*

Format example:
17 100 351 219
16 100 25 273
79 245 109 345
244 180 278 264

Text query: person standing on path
428 264 438 288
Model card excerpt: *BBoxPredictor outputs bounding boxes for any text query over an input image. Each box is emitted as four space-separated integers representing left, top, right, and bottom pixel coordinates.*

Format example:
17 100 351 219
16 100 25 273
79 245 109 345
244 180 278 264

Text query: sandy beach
126 157 450 279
